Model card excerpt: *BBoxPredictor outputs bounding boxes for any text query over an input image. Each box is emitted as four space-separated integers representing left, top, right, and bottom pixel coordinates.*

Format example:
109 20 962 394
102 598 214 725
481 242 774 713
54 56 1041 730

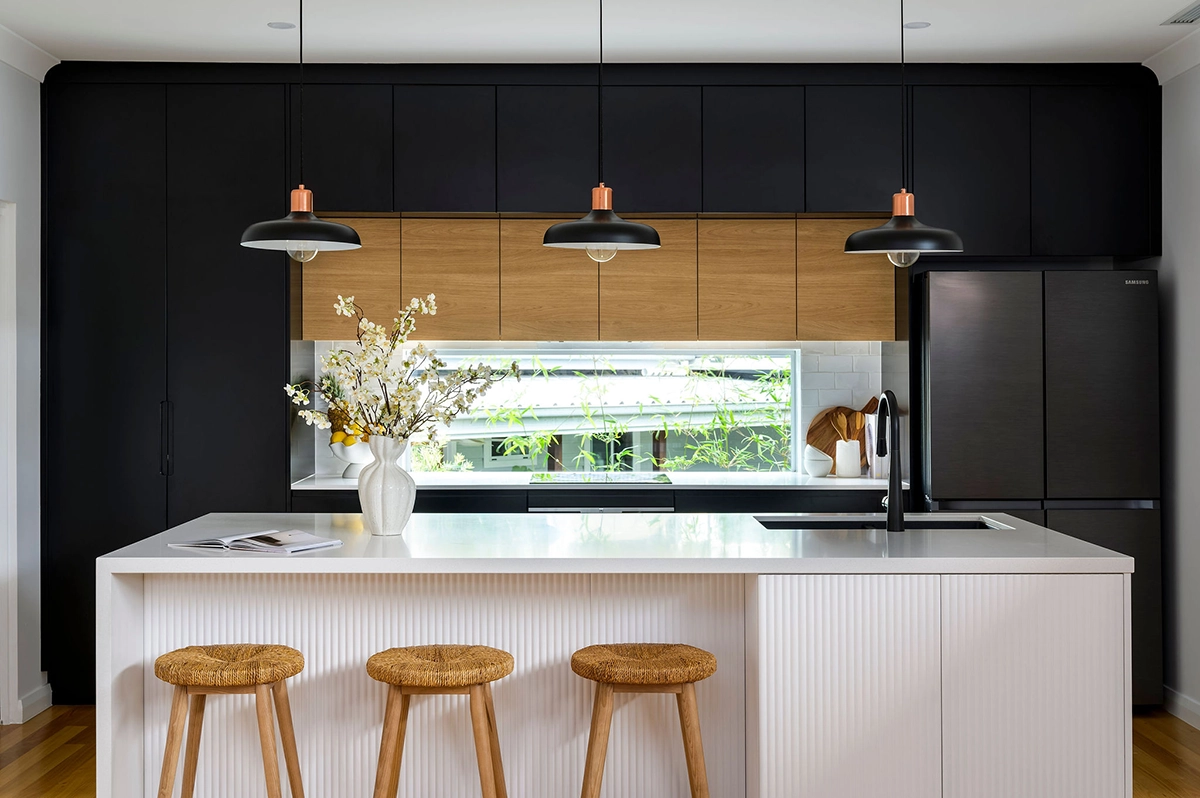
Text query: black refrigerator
915 269 1162 705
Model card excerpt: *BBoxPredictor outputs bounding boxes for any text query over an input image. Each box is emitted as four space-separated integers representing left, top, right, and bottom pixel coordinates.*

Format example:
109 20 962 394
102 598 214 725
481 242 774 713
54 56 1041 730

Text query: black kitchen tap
876 390 905 532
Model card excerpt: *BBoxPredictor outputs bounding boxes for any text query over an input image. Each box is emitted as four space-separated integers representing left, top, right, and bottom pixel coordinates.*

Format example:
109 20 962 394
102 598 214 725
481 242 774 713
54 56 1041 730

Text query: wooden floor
1 706 1198 796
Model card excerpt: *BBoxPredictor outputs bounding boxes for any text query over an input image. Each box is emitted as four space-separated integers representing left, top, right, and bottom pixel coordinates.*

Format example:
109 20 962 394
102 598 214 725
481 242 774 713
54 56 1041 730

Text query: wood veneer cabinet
500 219 600 340
600 219 698 340
402 218 501 340
697 219 797 340
796 218 895 341
302 218 400 340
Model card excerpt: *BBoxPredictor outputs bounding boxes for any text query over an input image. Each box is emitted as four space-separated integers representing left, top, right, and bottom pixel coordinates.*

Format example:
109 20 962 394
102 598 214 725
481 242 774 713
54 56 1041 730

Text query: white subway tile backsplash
803 372 837 389
869 341 883 355
800 355 820 372
869 373 883 394
819 355 854 372
800 341 837 355
835 341 870 355
853 390 877 409
836 372 869 391
854 355 880 373
819 389 853 407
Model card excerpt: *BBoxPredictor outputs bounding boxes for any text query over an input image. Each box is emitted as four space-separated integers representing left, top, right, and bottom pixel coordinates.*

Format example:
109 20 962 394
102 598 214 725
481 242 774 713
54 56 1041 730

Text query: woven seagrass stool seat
572 643 717 798
154 643 305 798
368 644 513 798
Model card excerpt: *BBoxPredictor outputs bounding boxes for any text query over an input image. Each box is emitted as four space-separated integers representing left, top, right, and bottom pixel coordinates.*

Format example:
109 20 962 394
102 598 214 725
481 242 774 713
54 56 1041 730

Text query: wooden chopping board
806 397 879 467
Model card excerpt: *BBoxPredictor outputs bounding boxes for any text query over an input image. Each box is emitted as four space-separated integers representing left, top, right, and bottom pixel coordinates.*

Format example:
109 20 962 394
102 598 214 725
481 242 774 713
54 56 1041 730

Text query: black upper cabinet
44 83 169 703
167 84 291 528
702 86 805 213
805 86 901 212
291 84 392 212
1032 85 1151 256
602 86 702 212
497 85 598 212
912 86 1031 256
394 85 496 212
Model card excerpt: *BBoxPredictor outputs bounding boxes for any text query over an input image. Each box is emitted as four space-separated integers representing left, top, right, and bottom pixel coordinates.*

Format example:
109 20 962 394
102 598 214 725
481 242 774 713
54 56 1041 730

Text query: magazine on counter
168 529 342 555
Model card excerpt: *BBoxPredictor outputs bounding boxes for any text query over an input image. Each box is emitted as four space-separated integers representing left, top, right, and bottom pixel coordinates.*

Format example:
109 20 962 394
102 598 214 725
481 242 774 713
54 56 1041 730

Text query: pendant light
844 0 962 267
241 0 360 262
543 0 660 262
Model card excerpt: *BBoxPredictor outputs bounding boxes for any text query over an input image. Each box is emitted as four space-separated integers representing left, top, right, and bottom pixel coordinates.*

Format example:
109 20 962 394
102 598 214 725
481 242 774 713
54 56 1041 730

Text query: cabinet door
1032 85 1151 256
292 84 393 212
796 219 894 340
805 86 902 212
1044 271 1159 499
302 218 400 339
167 84 290 527
500 220 598 340
44 83 168 703
925 271 1044 500
600 219 697 340
698 219 796 340
402 218 500 340
755 575 942 797
602 87 702 212
702 86 805 212
394 85 496 211
1046 509 1162 705
497 85 598 212
912 86 1031 256
941 575 1126 798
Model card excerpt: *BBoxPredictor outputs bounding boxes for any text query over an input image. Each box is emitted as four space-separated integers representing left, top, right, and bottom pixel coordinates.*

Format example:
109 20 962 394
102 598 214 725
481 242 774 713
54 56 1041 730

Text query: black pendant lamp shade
239 0 360 262
241 185 361 262
543 184 661 262
844 189 963 267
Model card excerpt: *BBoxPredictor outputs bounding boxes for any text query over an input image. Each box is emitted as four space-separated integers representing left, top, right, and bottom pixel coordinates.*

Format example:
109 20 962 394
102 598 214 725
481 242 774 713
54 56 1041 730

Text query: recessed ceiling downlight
903 20 931 28
267 21 296 29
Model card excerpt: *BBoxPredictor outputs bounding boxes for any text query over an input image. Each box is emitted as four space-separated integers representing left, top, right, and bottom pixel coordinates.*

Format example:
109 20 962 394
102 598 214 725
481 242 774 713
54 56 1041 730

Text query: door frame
0 200 16 723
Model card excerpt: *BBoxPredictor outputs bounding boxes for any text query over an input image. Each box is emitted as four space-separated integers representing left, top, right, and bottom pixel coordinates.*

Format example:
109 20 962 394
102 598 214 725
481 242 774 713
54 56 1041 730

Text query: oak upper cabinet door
806 86 902 212
1031 85 1151 256
600 219 698 340
394 85 496 211
302 218 400 339
702 86 805 212
602 87 702 212
292 84 393 212
402 219 500 340
500 220 599 340
497 85 598 212
912 86 1030 256
796 219 894 340
698 219 796 340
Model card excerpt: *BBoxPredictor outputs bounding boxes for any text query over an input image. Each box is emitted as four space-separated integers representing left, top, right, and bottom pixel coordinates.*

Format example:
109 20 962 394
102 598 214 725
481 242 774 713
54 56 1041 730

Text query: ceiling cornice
1145 25 1200 84
0 22 57 81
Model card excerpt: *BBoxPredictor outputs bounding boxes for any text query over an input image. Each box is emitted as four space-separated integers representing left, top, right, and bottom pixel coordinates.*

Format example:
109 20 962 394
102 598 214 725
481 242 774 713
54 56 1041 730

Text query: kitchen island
98 512 1133 798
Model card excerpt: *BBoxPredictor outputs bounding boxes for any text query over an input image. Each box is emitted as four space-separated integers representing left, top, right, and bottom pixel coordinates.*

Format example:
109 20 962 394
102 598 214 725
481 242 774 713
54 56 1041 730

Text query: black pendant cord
299 0 305 185
899 0 907 191
597 0 604 185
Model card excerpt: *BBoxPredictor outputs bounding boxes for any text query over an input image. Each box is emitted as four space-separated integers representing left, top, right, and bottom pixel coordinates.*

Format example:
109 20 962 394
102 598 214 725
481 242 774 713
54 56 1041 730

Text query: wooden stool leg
272 680 305 798
483 683 508 798
373 685 408 798
675 682 711 798
180 693 207 798
255 684 284 798
157 685 189 798
580 682 615 798
469 684 499 798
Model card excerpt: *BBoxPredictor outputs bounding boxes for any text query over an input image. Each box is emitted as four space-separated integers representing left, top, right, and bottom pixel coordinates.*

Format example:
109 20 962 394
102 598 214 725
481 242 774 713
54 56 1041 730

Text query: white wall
1159 64 1200 725
0 58 47 722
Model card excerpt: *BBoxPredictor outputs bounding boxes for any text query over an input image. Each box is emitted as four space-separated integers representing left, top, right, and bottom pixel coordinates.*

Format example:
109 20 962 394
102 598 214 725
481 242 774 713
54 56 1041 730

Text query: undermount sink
755 514 1000 531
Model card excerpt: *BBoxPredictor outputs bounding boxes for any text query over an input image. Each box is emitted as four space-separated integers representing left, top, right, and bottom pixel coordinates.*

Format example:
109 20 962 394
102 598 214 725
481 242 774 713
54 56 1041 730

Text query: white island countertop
99 511 1133 575
291 471 895 490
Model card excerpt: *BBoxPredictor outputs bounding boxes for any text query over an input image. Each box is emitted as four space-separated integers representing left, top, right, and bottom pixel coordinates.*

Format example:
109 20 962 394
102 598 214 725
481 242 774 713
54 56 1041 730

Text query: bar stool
367 644 514 798
571 643 717 798
154 643 306 798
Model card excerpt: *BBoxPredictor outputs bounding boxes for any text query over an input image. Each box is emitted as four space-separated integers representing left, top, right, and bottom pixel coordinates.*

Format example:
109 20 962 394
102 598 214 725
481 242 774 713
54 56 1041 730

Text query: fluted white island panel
97 512 1133 798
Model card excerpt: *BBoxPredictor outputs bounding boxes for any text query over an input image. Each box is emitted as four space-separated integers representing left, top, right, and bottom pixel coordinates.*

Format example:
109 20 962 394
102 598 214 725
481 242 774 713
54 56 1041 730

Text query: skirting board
1165 686 1200 730
10 681 51 724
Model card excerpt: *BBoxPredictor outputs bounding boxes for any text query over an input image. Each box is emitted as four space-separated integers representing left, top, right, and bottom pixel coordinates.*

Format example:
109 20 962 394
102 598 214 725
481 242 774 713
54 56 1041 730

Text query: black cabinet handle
159 400 174 476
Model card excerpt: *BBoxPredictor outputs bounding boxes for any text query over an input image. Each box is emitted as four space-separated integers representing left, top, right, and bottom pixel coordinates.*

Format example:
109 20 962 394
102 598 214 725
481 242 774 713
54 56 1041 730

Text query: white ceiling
0 0 1194 66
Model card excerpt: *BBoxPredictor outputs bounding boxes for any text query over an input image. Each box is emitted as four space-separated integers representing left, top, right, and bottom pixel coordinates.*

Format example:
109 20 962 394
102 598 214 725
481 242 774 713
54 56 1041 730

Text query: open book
169 529 343 555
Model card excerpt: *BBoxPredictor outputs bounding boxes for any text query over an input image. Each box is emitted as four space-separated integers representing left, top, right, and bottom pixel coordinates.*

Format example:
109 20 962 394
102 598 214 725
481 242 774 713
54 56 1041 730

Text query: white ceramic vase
358 437 416 537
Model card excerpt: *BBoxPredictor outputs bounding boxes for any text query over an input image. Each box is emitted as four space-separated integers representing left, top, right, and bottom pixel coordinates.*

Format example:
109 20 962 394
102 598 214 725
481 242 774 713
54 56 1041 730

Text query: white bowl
802 444 834 477
329 440 374 478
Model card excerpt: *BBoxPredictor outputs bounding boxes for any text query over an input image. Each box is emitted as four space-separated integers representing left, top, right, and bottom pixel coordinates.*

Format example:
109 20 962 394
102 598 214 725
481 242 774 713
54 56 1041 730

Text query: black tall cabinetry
917 270 1163 705
43 83 291 702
